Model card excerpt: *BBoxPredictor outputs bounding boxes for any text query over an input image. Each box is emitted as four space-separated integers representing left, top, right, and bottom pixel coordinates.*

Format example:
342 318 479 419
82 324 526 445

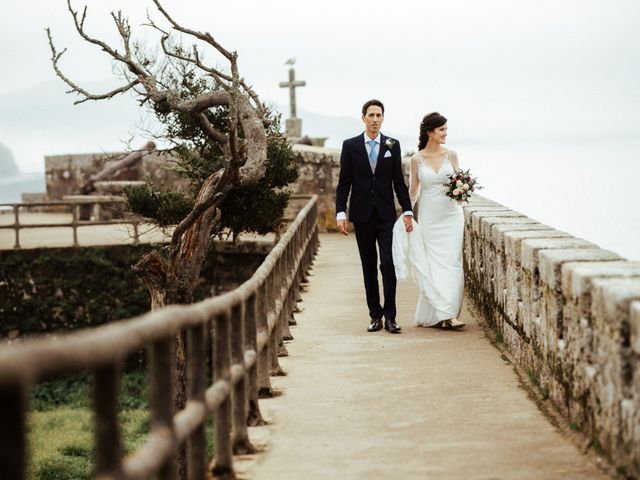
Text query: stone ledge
521 237 596 273
631 300 640 355
561 261 640 299
469 209 526 232
479 216 541 242
504 229 570 260
539 248 623 288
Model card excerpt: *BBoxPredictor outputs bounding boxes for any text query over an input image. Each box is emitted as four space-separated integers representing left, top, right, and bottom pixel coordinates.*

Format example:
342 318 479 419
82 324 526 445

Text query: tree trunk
134 206 220 480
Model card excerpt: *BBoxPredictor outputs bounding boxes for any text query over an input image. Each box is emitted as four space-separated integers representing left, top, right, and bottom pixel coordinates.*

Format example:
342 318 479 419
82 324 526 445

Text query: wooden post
230 302 254 453
187 323 207 480
0 381 26 480
245 292 266 424
71 203 79 247
269 268 285 375
149 338 175 480
211 310 234 478
93 363 124 478
12 205 20 249
256 283 273 397
132 221 140 245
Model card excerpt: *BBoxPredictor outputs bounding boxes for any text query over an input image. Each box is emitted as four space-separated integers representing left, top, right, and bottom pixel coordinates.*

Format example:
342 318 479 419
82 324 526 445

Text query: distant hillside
295 108 417 152
0 142 19 177
0 78 430 176
0 79 149 172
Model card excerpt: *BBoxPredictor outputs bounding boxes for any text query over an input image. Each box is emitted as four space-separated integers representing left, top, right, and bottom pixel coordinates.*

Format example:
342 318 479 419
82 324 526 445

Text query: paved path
239 233 610 480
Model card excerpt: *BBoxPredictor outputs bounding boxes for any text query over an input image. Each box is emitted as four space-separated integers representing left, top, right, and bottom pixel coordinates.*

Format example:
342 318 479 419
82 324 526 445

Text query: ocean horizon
1 139 638 261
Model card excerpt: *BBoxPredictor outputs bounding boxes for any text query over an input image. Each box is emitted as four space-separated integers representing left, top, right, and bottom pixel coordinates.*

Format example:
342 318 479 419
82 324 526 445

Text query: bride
393 112 465 329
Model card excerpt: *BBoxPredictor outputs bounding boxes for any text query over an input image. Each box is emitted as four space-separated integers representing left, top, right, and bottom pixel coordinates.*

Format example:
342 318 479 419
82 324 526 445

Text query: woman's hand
403 215 413 233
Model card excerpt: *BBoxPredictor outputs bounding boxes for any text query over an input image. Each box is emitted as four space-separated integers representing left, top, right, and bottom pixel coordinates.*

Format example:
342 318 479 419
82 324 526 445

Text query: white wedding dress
393 151 464 326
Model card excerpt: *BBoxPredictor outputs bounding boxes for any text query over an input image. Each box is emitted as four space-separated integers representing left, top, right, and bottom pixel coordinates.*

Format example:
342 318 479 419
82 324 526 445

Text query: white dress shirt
336 132 412 221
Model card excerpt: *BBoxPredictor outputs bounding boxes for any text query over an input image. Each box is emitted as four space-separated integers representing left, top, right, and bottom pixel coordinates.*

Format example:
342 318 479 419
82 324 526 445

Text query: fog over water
0 0 638 258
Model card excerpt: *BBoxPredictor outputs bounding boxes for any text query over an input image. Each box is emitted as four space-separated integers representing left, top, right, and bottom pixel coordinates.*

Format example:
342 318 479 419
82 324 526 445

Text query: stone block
540 248 622 291
470 210 527 236
590 278 640 468
503 229 570 325
521 238 596 274
519 239 593 341
462 205 511 223
559 262 640 428
539 250 623 410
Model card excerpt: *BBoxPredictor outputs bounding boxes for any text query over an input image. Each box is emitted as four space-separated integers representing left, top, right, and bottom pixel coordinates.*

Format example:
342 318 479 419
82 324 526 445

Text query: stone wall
463 194 640 476
289 144 341 231
45 151 190 200
43 144 408 232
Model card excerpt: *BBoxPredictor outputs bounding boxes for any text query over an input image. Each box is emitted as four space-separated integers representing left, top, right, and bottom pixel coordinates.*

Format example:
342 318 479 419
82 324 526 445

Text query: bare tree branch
46 28 140 104
195 112 227 144
151 0 234 60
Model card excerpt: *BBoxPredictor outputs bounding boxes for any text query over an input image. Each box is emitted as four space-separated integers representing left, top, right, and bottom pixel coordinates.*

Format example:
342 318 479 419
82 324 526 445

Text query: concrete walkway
238 233 610 480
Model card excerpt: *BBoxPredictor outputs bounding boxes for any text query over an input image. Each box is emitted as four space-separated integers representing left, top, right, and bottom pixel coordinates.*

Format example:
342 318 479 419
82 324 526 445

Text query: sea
457 139 640 261
1 140 638 261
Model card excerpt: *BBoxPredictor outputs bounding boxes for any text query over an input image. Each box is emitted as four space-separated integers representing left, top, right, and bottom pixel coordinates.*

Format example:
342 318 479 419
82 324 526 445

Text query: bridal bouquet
444 169 483 203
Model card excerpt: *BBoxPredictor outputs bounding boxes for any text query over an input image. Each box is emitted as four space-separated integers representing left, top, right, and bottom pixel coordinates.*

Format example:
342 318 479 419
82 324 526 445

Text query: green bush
30 371 149 412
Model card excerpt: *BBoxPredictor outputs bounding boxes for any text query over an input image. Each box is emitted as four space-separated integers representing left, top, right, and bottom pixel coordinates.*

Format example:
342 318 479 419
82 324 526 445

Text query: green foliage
220 128 298 237
123 61 298 238
30 371 149 412
30 374 91 411
124 182 194 228
0 244 267 340
0 246 152 338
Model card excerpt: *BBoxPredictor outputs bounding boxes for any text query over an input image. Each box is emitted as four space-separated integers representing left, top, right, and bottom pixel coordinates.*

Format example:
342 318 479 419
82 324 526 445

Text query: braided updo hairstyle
418 112 448 150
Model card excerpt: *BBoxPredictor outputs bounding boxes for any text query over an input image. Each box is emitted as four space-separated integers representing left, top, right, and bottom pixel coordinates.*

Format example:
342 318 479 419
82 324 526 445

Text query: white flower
463 184 470 191
456 180 463 187
384 138 396 149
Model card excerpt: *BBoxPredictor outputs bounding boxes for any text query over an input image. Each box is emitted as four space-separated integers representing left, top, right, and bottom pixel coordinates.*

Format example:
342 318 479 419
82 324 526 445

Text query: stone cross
279 65 305 137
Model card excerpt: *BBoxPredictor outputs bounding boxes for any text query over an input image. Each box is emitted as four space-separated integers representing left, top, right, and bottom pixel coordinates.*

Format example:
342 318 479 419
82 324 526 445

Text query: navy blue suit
335 133 412 321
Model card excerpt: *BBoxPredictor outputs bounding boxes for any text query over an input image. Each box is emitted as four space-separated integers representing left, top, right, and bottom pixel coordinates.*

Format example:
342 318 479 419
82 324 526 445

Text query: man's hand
338 219 349 236
403 215 413 233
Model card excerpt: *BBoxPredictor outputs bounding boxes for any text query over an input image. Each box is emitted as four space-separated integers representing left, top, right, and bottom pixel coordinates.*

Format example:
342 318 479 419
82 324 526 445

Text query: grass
27 407 149 480
26 370 214 479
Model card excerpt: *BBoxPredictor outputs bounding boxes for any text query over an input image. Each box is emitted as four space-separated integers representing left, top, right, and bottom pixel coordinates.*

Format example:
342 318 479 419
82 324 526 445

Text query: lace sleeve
450 150 460 171
409 154 420 207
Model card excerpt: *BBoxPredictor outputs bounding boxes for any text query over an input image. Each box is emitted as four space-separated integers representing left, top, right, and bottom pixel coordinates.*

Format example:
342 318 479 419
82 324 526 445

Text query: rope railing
0 194 320 480
0 198 140 248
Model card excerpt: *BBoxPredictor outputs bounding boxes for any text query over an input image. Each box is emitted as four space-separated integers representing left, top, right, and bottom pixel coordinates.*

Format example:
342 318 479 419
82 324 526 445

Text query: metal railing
0 195 319 479
0 198 141 248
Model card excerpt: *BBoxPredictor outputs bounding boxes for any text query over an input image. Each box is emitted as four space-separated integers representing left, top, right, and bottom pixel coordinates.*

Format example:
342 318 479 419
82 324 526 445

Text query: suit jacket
335 133 412 223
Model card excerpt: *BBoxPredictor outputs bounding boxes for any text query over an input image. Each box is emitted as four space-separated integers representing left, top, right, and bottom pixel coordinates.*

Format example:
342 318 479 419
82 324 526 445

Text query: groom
335 99 413 333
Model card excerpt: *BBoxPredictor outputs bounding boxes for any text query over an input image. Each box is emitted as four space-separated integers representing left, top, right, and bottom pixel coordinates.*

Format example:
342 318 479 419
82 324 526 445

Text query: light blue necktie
367 140 377 171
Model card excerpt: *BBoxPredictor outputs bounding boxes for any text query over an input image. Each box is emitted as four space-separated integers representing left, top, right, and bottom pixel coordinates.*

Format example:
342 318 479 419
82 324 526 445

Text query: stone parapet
289 144 340 231
45 151 190 200
463 194 640 476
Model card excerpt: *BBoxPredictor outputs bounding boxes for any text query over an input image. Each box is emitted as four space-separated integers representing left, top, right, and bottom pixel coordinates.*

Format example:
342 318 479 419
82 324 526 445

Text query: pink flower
453 188 460 196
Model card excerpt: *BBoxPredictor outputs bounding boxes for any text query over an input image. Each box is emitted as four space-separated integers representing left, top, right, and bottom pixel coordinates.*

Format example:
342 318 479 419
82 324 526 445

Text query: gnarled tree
47 1 292 476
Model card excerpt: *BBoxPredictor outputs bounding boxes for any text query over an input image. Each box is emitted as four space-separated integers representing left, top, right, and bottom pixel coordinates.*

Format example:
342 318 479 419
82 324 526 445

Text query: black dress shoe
384 319 402 334
367 318 383 332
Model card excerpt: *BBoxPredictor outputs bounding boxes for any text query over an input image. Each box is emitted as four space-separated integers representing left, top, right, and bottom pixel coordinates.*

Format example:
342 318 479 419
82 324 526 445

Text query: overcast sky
1 0 639 170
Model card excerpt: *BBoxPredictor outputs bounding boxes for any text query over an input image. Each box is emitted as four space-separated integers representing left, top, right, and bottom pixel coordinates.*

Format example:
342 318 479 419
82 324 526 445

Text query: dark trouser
353 209 396 322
